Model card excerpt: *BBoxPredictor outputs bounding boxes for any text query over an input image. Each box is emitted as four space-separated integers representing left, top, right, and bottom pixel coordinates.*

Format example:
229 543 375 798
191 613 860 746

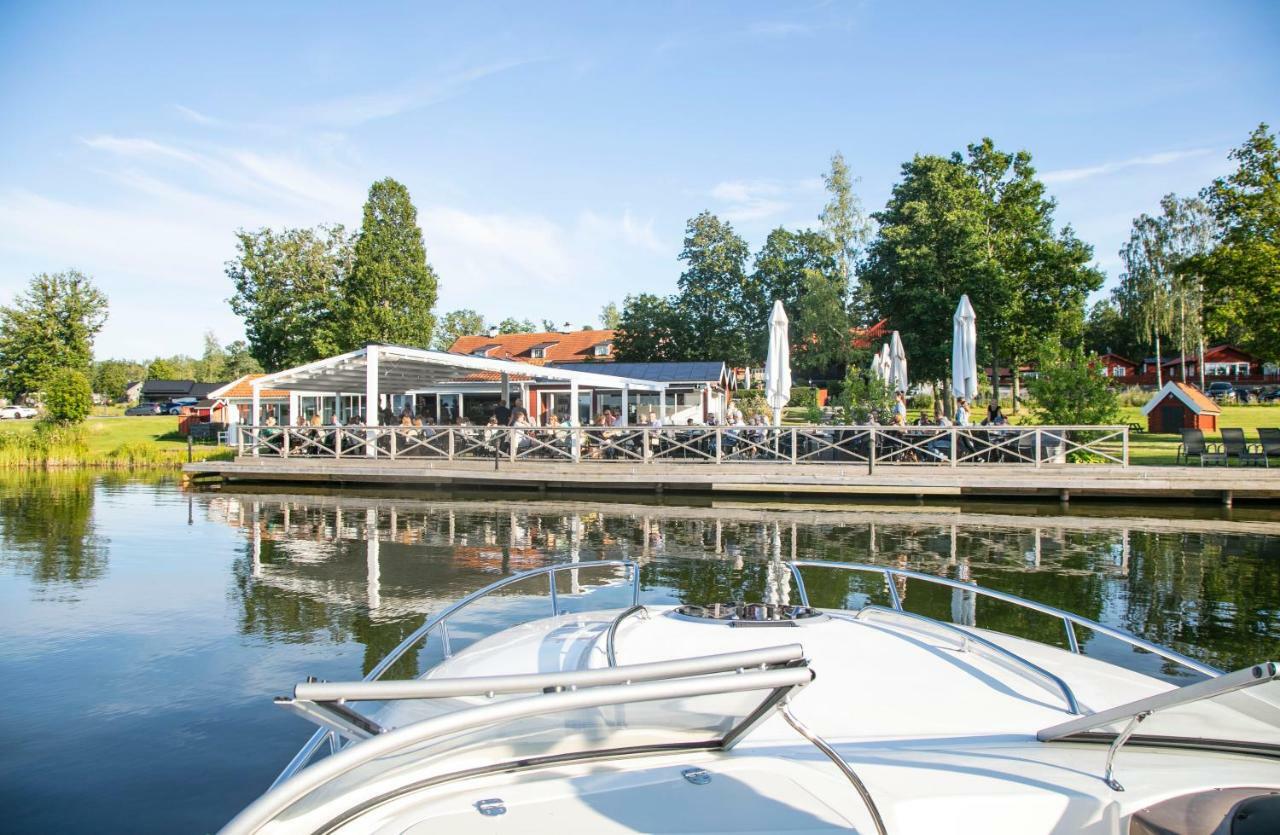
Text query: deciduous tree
1198 123 1280 361
819 152 873 323
0 270 108 400
226 225 350 371
615 293 685 361
675 211 755 365
432 309 486 350
497 317 535 334
599 301 621 329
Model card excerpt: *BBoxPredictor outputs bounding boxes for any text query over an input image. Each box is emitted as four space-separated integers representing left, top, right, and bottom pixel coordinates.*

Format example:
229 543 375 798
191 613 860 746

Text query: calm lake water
1 473 1279 833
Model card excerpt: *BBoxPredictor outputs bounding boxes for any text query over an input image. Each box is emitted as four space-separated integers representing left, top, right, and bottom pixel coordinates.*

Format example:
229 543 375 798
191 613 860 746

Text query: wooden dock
184 457 1280 504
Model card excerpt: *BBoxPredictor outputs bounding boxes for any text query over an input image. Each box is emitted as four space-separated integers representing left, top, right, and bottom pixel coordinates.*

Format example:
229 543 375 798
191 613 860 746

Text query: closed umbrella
951 294 978 401
764 301 792 425
869 347 885 382
889 331 909 394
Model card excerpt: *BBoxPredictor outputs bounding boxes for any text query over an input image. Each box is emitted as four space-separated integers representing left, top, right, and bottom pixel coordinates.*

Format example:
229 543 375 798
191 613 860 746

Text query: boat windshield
228 652 810 835
1039 662 1280 754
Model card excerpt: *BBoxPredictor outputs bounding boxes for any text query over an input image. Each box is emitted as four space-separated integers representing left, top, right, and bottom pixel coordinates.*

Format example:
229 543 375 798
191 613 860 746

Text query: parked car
0 405 37 419
1205 381 1236 403
166 397 199 415
1259 387 1280 404
126 403 163 416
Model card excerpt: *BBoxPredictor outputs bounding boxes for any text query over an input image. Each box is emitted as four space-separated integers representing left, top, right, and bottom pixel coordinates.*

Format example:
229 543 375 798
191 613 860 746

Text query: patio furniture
1177 429 1224 466
1221 428 1268 467
1259 428 1280 464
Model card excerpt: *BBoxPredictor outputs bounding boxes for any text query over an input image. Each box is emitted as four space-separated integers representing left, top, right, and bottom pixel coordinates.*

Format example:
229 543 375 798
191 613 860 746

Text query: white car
0 405 37 419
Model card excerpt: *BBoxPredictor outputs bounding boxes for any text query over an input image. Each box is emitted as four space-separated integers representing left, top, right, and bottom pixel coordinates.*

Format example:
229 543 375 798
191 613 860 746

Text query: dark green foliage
497 317 535 334
146 358 189 380
599 302 621 329
676 212 757 365
1198 124 1280 360
226 225 351 371
1026 342 1120 425
336 178 439 350
91 359 145 401
42 368 94 424
753 228 849 370
0 271 108 400
730 388 767 417
432 309 486 350
787 386 819 408
615 293 686 361
194 332 262 382
838 368 894 423
1084 297 1142 360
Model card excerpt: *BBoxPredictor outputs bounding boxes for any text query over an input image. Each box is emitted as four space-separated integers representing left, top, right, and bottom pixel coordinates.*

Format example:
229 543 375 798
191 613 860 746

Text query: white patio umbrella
764 300 792 425
872 343 891 388
889 330 909 393
951 294 979 401
869 347 886 382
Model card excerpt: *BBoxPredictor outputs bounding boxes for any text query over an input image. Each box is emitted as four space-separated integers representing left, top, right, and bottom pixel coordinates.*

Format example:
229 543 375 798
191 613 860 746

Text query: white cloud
291 60 535 127
174 104 222 126
1040 148 1214 185
709 177 822 223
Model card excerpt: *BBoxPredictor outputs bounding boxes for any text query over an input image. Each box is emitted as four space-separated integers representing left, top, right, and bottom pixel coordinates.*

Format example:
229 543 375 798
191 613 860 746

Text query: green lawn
1114 404 1280 466
0 415 189 453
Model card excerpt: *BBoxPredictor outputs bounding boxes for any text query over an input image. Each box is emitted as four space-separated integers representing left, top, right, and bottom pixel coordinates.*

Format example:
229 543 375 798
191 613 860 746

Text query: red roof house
1141 381 1221 434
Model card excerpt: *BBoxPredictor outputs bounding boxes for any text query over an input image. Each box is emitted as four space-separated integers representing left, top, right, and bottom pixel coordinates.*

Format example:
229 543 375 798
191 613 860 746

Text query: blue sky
1 1 1276 360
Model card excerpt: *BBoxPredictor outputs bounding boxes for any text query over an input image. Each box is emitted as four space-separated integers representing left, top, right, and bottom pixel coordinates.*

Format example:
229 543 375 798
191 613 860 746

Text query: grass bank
0 416 233 469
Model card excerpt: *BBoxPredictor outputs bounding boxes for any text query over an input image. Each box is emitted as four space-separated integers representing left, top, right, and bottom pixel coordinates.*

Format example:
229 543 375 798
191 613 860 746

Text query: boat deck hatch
673 602 821 625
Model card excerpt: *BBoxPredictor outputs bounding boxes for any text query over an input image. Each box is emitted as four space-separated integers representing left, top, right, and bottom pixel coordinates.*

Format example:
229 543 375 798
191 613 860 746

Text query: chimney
487 325 498 338
561 321 573 334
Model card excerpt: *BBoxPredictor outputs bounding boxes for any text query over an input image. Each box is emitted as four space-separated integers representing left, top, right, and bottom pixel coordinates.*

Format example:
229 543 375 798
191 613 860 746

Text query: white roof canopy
252 344 665 395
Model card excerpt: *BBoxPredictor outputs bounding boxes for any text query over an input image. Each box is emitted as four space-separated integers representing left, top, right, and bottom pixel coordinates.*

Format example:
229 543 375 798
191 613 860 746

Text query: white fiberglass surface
268 688 780 832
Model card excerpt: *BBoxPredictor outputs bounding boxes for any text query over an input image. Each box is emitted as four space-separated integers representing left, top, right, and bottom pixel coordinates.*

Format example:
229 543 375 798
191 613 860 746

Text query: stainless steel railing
270 559 640 788
237 424 1131 467
787 560 1220 679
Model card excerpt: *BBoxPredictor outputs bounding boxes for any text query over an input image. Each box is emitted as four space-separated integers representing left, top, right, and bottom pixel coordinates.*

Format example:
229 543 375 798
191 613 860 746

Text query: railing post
548 570 559 615
1034 428 1042 469
336 430 343 459
1122 426 1129 467
572 427 581 463
790 427 797 464
238 428 246 458
950 426 957 467
509 428 517 462
715 427 722 463
251 427 259 458
389 428 397 459
282 429 290 459
868 428 876 474
447 428 455 461
643 427 651 462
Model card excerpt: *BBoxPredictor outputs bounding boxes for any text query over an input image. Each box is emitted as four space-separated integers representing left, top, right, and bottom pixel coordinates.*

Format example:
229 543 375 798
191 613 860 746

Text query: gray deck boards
184 457 1280 502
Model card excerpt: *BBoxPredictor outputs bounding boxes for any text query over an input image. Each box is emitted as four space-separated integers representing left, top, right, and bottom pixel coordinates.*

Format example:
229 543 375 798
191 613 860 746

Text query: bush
788 387 819 408
731 388 767 417
1026 342 1121 425
42 368 93 424
838 368 895 423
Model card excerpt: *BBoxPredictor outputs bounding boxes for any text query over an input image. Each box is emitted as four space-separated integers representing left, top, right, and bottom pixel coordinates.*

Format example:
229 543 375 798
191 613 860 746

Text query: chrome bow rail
787 561 1221 680
271 559 640 788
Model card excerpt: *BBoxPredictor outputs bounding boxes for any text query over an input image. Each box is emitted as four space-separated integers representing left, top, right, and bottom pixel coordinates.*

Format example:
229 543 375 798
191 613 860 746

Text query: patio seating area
1177 427 1278 467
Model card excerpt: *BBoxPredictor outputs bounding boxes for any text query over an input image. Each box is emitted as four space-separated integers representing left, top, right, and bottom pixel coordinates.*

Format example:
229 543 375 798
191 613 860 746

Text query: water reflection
0 471 108 591
206 490 1280 676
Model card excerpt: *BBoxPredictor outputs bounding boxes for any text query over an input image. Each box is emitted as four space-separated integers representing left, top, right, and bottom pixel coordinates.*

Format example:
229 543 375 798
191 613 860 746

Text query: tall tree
226 225 350 371
819 152 873 323
1083 297 1141 360
675 211 755 365
751 228 844 369
0 270 108 400
1120 214 1174 387
146 358 186 380
1161 195 1215 385
964 139 1101 408
1198 123 1280 361
862 154 994 387
615 293 685 361
336 178 439 350
432 309 486 350
599 301 621 329
91 359 144 402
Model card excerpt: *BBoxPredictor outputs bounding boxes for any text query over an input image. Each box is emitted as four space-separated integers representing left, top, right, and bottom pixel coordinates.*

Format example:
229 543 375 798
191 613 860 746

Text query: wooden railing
237 424 1130 467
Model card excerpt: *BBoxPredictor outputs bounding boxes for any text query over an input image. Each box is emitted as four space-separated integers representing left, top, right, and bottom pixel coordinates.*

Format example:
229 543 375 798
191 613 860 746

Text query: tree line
1085 123 1279 381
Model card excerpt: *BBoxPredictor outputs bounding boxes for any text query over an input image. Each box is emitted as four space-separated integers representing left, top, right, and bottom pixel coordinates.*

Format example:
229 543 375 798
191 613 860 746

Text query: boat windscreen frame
222 663 813 835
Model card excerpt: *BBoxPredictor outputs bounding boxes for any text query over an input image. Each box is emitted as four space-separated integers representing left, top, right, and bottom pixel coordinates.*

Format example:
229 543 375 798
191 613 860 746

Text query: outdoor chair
1221 428 1267 467
1177 428 1223 466
1259 428 1280 464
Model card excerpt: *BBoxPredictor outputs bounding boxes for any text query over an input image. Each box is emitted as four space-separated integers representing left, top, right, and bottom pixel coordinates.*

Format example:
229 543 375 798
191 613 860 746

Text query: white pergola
251 343 666 431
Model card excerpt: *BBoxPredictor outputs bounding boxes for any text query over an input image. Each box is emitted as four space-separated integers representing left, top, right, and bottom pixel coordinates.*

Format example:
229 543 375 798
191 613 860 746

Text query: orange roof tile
210 374 288 400
449 329 615 363
1173 382 1221 414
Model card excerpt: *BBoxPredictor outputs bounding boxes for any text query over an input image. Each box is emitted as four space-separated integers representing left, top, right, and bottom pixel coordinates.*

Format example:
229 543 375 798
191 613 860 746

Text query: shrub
731 388 767 416
1027 342 1121 425
788 387 819 408
838 368 895 423
803 404 824 424
42 368 93 424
